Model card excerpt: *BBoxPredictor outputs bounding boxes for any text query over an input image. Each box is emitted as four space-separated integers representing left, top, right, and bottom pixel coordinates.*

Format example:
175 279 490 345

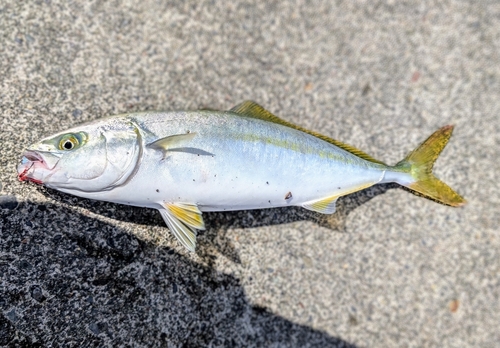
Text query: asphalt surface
1 1 499 347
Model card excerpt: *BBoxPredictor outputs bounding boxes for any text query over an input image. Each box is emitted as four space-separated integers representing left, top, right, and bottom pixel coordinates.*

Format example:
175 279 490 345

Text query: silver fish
18 101 465 251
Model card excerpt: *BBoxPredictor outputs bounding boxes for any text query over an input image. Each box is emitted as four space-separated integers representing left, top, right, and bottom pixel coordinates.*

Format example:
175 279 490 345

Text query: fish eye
62 139 75 150
58 134 80 151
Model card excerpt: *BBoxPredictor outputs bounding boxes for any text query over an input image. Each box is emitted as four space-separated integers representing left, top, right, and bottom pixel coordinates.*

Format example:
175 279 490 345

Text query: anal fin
302 195 339 214
302 182 376 214
158 202 205 251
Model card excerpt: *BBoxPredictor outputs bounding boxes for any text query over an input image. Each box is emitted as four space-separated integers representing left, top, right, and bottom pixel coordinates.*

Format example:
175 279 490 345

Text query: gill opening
117 120 144 187
92 121 144 191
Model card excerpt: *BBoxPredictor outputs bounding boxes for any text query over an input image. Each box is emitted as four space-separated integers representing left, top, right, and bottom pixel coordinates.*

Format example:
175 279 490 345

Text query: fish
17 101 466 251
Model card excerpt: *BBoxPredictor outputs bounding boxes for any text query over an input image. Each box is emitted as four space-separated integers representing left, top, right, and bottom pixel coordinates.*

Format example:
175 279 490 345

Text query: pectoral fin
158 202 205 251
147 133 196 157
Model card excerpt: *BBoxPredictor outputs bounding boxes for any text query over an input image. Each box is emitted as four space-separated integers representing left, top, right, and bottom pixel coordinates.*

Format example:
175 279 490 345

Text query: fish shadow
34 183 400 263
1 200 358 347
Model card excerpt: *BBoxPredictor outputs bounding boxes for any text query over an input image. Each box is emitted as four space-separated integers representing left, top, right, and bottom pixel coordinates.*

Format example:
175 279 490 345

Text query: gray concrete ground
1 1 499 347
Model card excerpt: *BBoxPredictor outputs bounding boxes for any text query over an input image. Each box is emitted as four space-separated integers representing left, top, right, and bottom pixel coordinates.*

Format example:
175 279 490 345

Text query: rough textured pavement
1 1 499 347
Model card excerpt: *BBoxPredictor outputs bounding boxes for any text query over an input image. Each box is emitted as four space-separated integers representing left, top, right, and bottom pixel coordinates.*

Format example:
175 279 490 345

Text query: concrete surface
1 1 499 347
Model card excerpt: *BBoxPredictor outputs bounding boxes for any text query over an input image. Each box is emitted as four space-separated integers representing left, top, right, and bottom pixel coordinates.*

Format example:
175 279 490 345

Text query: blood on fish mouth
18 152 44 184
18 162 34 182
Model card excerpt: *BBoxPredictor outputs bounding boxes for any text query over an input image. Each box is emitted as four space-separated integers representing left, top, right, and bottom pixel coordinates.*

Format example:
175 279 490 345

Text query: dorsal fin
229 101 386 165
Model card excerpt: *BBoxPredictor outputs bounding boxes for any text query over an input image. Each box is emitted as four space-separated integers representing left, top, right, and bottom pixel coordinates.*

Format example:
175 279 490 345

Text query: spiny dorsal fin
230 100 386 165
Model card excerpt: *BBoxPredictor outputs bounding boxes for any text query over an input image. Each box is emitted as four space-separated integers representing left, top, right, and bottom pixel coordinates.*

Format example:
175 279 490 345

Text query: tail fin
395 125 466 207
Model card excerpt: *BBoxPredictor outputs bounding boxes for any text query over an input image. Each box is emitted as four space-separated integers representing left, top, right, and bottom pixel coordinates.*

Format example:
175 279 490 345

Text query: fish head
18 118 142 193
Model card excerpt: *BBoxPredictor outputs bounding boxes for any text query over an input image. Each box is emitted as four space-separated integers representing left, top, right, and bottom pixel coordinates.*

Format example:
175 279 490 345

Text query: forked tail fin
395 125 466 207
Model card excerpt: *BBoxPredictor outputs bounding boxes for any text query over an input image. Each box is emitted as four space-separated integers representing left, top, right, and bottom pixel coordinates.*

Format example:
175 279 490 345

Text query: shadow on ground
31 183 399 262
0 196 365 347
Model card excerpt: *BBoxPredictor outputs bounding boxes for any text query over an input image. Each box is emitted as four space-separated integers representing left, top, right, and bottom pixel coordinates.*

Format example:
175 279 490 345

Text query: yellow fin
302 195 338 214
230 100 386 165
301 182 376 214
158 203 205 252
166 202 206 230
397 125 466 207
159 208 197 251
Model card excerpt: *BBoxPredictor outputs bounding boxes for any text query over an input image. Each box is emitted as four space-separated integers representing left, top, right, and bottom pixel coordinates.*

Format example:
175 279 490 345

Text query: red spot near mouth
18 165 31 182
19 173 43 185
18 163 43 184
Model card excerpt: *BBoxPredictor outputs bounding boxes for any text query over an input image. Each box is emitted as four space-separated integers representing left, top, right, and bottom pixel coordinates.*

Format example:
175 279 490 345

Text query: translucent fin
230 100 386 165
302 195 338 214
159 209 197 251
158 202 205 251
147 133 196 156
165 202 206 230
395 125 466 207
301 182 377 214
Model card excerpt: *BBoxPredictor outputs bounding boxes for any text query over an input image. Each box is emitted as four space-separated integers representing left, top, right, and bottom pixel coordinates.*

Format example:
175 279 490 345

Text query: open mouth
24 151 44 162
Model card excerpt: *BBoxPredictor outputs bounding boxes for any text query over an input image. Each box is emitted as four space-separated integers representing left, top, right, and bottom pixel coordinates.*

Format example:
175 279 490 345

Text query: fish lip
18 160 39 183
23 150 44 163
24 150 60 170
18 150 59 184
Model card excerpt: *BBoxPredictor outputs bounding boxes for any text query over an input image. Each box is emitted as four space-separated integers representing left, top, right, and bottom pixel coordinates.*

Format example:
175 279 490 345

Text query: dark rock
30 286 46 303
5 309 18 323
0 195 18 210
18 260 33 270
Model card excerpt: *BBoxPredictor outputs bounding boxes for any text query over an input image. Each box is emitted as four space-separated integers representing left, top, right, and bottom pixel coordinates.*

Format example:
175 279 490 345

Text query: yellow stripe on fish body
230 101 387 165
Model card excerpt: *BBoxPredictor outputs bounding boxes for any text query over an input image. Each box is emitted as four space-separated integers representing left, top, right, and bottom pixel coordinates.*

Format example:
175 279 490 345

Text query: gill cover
55 121 143 192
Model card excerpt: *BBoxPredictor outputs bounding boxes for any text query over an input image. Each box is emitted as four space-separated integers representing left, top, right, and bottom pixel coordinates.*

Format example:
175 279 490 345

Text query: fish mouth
23 150 44 163
18 150 58 184
18 162 42 184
